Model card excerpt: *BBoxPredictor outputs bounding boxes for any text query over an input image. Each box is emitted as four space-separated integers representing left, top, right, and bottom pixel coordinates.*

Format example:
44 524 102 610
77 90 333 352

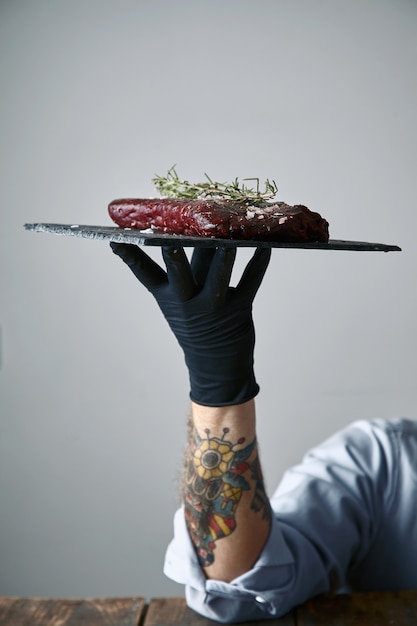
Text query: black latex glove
110 243 271 407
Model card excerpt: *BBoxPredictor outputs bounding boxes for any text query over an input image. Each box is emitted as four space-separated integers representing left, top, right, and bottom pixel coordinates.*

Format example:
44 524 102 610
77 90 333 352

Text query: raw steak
108 198 329 242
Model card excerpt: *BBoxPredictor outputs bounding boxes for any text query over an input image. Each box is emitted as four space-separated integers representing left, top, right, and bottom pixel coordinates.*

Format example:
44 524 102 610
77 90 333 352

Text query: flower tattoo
183 427 270 567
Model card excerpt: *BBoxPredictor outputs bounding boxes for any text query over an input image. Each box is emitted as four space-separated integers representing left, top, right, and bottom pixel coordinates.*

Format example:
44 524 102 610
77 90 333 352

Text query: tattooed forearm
183 425 271 568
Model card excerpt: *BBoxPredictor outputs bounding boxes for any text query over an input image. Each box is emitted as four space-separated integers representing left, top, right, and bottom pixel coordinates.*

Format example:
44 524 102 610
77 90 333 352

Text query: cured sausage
108 198 329 242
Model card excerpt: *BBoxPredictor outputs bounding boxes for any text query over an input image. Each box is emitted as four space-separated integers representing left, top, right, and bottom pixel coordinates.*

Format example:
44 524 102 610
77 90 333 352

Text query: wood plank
143 597 295 625
296 590 417 626
0 596 146 626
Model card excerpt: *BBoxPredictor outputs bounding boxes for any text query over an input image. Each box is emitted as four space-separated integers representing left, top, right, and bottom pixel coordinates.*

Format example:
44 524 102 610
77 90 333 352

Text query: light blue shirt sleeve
164 418 417 623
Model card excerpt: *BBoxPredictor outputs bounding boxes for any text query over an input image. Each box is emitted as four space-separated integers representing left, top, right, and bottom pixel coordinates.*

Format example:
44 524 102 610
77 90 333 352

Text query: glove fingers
190 248 216 287
203 247 237 306
162 247 196 302
110 242 167 291
236 248 271 300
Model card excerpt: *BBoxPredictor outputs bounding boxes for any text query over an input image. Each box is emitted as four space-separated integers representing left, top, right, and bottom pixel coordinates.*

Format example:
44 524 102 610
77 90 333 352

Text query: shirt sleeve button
255 595 267 604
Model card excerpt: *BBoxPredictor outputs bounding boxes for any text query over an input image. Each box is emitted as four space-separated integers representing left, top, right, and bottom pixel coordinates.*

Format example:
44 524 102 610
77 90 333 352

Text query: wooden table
0 591 416 625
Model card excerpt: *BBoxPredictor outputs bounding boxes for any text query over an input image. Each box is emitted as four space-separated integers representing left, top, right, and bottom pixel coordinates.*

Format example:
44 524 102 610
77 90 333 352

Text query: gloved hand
110 243 271 407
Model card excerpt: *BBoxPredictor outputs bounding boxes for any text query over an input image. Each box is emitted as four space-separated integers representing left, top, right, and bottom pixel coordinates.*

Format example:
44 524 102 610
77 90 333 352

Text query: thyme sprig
152 166 278 205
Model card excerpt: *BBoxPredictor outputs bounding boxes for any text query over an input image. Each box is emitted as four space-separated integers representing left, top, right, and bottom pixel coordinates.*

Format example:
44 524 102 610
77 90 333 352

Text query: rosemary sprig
152 166 278 205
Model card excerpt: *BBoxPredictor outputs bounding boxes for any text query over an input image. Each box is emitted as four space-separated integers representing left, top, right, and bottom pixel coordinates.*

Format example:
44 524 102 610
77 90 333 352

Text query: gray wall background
1 0 416 601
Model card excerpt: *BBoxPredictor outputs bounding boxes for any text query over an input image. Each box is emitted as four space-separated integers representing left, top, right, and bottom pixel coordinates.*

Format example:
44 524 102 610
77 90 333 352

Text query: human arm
184 399 271 582
110 243 272 581
110 243 402 622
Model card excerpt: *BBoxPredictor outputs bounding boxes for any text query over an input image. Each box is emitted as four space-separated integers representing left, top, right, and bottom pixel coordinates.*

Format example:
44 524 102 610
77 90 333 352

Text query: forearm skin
183 400 272 582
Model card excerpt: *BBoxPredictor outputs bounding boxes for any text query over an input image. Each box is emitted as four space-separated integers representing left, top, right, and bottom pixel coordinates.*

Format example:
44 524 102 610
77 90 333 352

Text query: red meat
108 198 329 242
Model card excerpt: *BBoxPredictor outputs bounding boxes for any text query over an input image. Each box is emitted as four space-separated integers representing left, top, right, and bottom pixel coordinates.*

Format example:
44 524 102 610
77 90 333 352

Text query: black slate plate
24 223 402 252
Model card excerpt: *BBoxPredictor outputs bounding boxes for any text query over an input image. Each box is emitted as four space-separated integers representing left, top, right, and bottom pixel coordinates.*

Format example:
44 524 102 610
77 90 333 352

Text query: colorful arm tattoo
183 426 271 568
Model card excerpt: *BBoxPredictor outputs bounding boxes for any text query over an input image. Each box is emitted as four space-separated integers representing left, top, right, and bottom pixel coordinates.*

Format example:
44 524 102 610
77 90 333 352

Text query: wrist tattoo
183 425 270 568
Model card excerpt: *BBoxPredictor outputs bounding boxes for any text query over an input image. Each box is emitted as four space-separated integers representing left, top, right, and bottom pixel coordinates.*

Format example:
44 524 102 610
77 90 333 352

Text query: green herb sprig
152 166 278 205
